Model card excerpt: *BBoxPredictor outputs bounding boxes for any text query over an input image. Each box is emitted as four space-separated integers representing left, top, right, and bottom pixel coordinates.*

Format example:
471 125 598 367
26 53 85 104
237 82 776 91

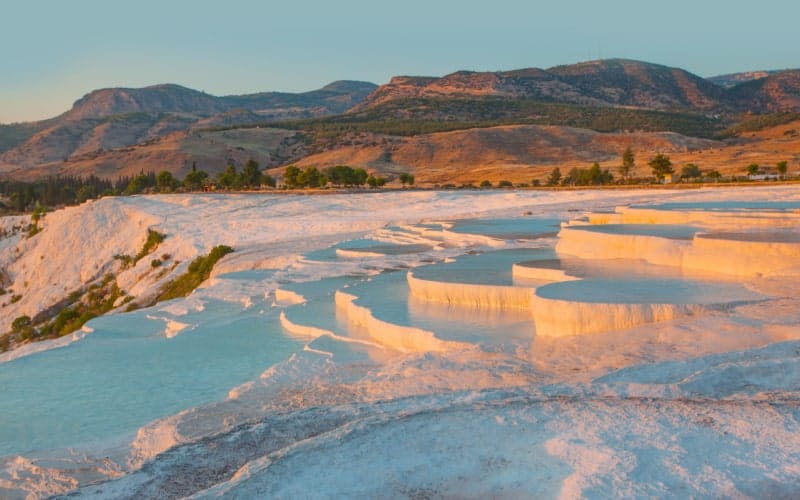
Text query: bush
134 229 166 263
11 315 31 332
37 277 123 339
114 254 134 269
157 245 234 301
151 259 162 268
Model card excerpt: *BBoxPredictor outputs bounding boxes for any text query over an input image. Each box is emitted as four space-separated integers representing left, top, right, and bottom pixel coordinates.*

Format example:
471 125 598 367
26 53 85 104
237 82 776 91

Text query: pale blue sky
1 0 797 123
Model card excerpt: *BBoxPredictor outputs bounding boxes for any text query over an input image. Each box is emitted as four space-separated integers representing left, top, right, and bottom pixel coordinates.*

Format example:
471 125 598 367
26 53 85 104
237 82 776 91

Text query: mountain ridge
1 58 799 182
354 59 800 114
62 80 378 122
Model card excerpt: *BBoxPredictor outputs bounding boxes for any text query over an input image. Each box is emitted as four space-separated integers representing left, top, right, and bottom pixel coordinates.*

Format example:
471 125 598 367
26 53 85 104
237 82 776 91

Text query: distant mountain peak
319 80 378 93
355 59 727 112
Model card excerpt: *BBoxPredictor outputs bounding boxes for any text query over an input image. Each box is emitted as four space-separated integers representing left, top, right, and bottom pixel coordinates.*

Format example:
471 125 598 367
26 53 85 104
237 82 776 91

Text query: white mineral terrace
393 202 797 338
407 270 534 310
562 205 800 278
4 189 800 499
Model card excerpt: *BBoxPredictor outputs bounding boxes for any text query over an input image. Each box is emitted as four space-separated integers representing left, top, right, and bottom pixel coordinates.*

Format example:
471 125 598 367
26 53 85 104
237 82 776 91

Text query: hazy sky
2 0 798 123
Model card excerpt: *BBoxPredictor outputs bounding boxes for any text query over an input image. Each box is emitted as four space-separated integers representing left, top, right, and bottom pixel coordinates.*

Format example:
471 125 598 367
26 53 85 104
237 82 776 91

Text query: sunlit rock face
530 278 759 337
407 271 534 310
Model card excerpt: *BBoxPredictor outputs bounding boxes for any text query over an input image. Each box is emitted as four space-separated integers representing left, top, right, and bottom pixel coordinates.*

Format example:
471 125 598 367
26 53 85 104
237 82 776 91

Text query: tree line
0 175 114 212
0 159 278 213
122 159 276 194
545 147 795 187
282 165 399 189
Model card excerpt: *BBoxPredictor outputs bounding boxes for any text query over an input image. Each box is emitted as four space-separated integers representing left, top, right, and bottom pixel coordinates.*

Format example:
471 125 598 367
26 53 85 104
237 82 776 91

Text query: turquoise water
217 269 275 281
348 271 534 345
302 237 433 262
280 276 363 336
302 238 388 262
536 278 760 304
0 300 303 456
413 248 556 285
516 257 713 281
448 218 561 239
568 224 702 239
632 201 800 212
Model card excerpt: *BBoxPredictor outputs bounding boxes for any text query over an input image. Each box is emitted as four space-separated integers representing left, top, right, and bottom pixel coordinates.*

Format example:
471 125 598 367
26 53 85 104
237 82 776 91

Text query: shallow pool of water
349 271 534 345
412 248 555 285
0 299 303 456
632 201 800 212
536 278 760 304
448 217 561 240
567 224 702 239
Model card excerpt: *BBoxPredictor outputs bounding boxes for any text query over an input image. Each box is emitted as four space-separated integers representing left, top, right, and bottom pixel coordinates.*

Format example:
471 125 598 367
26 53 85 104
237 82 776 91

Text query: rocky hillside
62 81 377 121
355 60 800 115
707 70 782 88
282 124 721 185
354 59 728 112
280 116 800 187
725 70 800 112
0 81 376 171
62 84 227 121
546 59 726 110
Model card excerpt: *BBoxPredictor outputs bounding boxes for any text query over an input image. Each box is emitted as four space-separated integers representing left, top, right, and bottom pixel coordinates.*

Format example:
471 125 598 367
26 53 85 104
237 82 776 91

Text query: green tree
776 161 788 178
367 175 386 188
284 165 302 188
326 165 364 187
76 184 96 203
156 171 179 192
218 164 239 190
561 163 614 186
620 146 635 180
125 173 154 195
746 163 760 176
705 169 722 182
546 167 562 186
263 173 276 188
298 166 326 188
240 159 263 188
399 172 415 187
183 164 208 190
353 168 368 187
480 180 492 188
680 163 702 180
649 154 674 181
326 165 349 187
